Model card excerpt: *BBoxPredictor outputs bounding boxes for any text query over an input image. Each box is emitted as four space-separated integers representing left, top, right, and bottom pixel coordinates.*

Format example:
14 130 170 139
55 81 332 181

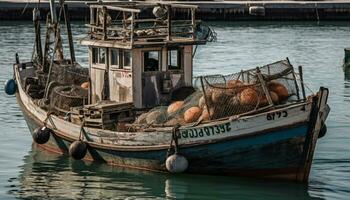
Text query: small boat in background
5 0 330 182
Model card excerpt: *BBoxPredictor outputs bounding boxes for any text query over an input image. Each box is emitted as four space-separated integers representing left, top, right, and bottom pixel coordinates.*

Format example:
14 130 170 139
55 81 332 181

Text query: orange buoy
259 91 279 106
81 82 89 89
211 90 226 104
226 80 244 94
167 101 184 115
267 81 289 101
270 91 279 104
240 88 258 105
184 107 202 123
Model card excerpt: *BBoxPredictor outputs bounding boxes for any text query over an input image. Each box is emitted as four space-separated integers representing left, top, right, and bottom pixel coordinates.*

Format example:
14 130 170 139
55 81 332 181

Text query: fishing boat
5 1 330 182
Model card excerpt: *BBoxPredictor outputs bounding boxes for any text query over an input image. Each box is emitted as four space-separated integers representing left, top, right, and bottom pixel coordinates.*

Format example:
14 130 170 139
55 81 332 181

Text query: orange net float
226 79 245 94
184 107 202 123
211 90 227 104
167 101 184 115
259 91 279 106
80 82 89 89
267 81 289 101
239 87 259 105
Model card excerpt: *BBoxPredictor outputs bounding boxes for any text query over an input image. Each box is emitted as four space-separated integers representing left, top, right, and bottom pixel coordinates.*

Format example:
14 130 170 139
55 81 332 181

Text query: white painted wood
162 47 167 72
90 67 105 103
132 49 142 108
183 45 193 86
109 69 133 102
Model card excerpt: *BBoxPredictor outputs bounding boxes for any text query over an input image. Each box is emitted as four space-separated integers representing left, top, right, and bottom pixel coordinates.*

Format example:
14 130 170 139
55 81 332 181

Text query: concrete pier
1 0 350 20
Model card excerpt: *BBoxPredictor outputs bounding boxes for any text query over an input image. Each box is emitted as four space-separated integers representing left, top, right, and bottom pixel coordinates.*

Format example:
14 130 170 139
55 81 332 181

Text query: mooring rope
166 124 180 158
43 111 57 130
78 119 86 142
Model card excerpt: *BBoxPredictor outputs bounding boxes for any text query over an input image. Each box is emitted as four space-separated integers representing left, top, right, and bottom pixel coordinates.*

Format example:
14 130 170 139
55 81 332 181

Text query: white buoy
166 154 188 173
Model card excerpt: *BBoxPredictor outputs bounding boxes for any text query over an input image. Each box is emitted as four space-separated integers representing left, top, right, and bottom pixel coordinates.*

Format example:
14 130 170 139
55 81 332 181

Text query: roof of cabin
79 1 207 48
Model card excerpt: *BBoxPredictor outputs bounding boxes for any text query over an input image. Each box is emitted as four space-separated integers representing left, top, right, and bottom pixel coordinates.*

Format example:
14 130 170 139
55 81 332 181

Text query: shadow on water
6 146 325 200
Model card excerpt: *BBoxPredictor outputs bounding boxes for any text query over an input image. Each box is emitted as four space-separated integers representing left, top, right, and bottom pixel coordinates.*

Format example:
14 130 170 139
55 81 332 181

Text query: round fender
69 141 87 160
166 154 188 173
33 127 51 144
4 79 17 95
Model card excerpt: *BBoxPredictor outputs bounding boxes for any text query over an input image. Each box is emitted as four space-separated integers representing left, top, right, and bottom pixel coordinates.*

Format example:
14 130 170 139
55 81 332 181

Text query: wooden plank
89 4 141 13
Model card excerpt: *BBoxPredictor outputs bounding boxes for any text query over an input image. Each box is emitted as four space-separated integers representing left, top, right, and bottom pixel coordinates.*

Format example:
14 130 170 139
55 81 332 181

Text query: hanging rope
43 111 57 130
78 119 86 141
166 124 180 158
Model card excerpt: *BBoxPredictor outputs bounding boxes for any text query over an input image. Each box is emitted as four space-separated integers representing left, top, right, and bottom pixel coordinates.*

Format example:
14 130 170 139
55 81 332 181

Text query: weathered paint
15 64 329 181
22 103 308 177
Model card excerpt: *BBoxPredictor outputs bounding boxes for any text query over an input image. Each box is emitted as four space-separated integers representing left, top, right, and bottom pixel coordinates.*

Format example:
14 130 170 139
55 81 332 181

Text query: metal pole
167 5 172 41
256 68 274 106
200 76 212 120
49 0 57 24
62 3 75 64
298 66 306 100
33 8 43 65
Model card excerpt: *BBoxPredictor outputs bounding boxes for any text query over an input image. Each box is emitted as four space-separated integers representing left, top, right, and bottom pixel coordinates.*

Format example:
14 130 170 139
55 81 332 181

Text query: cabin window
143 51 160 72
92 47 98 64
168 49 182 70
92 47 106 64
110 48 119 67
99 48 106 64
123 51 132 69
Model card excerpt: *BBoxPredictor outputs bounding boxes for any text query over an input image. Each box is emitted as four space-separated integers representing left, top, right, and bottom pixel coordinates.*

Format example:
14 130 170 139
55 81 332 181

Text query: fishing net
49 85 88 115
35 63 90 114
134 59 301 127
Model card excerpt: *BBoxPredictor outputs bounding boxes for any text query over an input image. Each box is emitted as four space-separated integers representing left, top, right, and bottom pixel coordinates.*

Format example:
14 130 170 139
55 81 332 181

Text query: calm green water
1 21 350 199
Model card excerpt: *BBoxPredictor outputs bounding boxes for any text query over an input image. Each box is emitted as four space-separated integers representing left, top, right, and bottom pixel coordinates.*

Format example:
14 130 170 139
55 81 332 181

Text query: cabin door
142 50 163 108
90 47 108 103
108 49 133 102
141 48 186 108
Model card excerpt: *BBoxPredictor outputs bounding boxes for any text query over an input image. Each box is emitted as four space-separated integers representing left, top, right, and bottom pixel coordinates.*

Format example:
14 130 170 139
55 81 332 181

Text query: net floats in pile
135 80 289 126
167 101 184 114
184 107 202 123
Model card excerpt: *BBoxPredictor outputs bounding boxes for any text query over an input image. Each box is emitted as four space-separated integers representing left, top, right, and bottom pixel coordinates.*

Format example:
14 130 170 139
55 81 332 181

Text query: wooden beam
103 6 107 40
89 5 141 13
167 5 172 41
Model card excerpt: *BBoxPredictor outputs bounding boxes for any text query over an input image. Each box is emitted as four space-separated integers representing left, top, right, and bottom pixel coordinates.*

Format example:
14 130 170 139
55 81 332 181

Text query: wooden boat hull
14 64 329 182
18 95 314 181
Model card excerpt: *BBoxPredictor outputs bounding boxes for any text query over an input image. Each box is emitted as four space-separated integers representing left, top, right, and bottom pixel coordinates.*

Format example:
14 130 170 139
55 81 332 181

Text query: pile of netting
36 63 90 114
134 60 301 127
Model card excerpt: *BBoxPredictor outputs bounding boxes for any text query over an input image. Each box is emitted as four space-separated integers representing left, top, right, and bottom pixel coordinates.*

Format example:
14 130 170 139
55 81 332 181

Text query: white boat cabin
80 2 206 109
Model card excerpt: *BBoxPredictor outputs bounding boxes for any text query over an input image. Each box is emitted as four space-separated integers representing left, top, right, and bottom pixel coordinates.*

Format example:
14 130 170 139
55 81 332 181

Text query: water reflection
8 146 324 200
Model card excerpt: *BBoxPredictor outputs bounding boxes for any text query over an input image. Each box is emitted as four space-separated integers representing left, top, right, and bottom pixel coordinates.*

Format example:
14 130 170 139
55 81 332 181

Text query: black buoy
4 79 17 95
318 124 327 139
69 141 87 160
32 127 51 144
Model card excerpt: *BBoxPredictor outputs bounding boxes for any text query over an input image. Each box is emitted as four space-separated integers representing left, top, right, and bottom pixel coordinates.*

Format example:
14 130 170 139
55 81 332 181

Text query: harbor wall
1 1 350 20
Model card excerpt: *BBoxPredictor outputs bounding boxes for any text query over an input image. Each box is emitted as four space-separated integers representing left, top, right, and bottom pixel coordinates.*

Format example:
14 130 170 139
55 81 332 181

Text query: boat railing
86 2 198 45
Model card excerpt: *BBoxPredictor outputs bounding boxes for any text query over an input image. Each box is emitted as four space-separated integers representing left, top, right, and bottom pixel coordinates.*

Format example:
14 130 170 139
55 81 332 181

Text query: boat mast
33 7 43 66
61 0 75 65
